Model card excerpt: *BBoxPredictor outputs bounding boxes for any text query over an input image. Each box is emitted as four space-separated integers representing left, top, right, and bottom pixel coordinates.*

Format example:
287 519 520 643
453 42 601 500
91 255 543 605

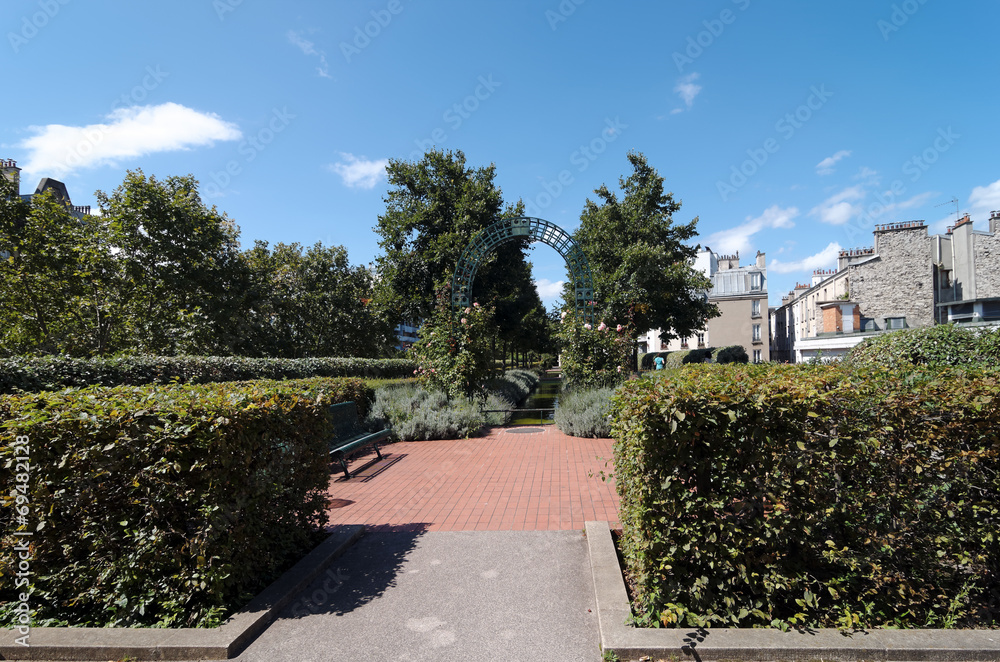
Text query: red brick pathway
324 425 620 532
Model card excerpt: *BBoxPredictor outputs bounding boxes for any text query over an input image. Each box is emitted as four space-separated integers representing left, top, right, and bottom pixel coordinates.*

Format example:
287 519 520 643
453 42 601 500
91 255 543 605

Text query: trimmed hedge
848 324 1000 369
612 363 1000 629
0 355 417 395
639 345 747 370
0 376 369 627
712 345 748 364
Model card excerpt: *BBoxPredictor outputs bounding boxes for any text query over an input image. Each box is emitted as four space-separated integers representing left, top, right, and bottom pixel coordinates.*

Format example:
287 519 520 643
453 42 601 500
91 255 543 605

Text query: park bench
327 401 390 478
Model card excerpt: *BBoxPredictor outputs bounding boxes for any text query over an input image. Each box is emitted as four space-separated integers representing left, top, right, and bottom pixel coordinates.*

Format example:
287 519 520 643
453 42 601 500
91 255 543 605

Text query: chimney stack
991 210 1000 234
1 158 20 196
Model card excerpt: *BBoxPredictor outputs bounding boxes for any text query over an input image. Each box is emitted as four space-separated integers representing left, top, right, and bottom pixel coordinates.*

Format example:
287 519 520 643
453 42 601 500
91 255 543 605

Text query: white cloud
288 29 331 78
534 278 565 300
17 103 242 177
809 186 865 225
853 166 879 183
329 153 388 189
674 73 702 109
815 150 851 175
705 205 798 256
969 179 1000 217
769 242 842 274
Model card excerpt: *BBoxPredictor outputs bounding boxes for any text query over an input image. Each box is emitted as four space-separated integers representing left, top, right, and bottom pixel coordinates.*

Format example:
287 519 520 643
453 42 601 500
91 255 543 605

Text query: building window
752 324 761 342
886 317 907 330
751 299 761 318
696 333 705 347
751 272 763 291
753 349 762 363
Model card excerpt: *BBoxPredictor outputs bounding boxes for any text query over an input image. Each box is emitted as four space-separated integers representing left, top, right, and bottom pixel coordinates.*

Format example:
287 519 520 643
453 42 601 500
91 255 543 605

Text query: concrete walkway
235 529 604 661
232 425 618 660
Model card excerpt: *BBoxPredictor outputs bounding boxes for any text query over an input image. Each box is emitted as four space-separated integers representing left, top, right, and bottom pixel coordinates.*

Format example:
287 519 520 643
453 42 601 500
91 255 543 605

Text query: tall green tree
239 241 394 358
573 151 717 343
96 170 248 355
374 149 535 331
0 178 122 356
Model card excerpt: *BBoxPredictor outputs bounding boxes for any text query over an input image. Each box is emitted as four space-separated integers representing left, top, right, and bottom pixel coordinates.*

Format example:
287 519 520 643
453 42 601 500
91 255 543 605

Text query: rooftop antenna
935 197 960 222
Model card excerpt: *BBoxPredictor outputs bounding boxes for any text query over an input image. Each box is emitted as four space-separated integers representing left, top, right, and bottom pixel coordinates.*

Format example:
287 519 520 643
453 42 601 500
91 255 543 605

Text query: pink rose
473 302 480 307
461 318 467 324
616 324 623 332
584 323 592 330
598 323 607 331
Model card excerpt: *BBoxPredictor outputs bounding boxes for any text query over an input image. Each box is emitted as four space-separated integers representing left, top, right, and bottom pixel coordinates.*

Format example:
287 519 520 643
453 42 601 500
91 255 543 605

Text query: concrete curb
585 521 1000 662
0 525 365 661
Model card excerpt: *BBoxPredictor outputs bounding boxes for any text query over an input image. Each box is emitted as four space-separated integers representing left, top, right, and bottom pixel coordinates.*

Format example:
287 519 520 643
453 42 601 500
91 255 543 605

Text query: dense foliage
848 324 1000 369
0 355 416 395
639 345 748 370
410 296 496 399
612 363 999 630
555 386 615 438
373 149 549 366
572 151 717 344
0 377 370 627
558 314 633 389
0 172 394 358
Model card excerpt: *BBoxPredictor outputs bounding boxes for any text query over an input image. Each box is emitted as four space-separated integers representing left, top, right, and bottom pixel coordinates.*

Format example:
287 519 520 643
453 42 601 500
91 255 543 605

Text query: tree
573 151 717 344
374 149 534 328
96 170 248 355
0 178 119 356
239 241 394 358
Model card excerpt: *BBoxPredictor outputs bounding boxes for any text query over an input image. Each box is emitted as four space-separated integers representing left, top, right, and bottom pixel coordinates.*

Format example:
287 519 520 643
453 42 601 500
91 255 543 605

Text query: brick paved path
324 425 620 532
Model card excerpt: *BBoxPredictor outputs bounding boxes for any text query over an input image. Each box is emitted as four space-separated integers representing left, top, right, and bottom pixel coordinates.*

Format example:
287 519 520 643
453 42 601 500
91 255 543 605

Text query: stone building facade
770 214 1000 362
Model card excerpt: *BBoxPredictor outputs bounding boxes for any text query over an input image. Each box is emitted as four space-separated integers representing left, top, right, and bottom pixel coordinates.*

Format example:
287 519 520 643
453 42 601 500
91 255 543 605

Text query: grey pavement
233 529 604 662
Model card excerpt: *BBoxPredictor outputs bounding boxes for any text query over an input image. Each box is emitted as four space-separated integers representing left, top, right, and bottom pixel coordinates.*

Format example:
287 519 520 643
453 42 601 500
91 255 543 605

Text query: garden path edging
0 524 364 661
585 521 1000 662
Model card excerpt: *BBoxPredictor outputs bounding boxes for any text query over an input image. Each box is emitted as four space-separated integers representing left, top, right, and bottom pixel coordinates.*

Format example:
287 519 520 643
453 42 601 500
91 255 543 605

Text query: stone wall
974 229 1000 298
849 226 935 328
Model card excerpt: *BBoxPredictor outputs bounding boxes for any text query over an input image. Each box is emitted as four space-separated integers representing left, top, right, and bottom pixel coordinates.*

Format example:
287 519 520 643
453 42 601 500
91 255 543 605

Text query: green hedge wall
0 376 370 627
639 346 748 370
612 363 1000 629
0 355 416 395
848 324 1000 369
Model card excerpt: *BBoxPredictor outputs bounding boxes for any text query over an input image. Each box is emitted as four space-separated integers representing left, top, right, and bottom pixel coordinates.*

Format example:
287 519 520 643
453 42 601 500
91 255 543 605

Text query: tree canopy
0 171 391 358
374 149 532 322
572 151 717 341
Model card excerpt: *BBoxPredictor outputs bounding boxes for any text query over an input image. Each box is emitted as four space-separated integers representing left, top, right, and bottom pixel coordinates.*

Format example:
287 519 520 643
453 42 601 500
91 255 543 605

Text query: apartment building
640 248 769 362
770 213 1000 362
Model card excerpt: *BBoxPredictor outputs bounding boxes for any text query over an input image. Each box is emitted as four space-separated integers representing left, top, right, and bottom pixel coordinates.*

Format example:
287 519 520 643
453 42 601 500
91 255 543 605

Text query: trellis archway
451 216 595 324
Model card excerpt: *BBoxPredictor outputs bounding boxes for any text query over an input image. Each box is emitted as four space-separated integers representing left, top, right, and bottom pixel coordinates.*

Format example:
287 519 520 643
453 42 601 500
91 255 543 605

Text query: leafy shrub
0 355 417 395
712 345 749 364
556 387 615 438
558 317 632 389
612 363 1000 630
848 324 1000 369
666 348 712 366
0 376 368 627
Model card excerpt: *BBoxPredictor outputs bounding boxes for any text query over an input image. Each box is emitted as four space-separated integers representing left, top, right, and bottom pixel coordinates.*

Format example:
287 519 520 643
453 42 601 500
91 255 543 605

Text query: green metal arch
451 216 595 323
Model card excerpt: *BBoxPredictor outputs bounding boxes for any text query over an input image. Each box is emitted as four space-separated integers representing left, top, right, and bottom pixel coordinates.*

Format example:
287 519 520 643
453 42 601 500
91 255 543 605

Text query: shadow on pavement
280 524 430 619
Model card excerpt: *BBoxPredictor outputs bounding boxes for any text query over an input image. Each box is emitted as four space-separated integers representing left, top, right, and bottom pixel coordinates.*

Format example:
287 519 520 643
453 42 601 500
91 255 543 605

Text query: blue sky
3 1 999 310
